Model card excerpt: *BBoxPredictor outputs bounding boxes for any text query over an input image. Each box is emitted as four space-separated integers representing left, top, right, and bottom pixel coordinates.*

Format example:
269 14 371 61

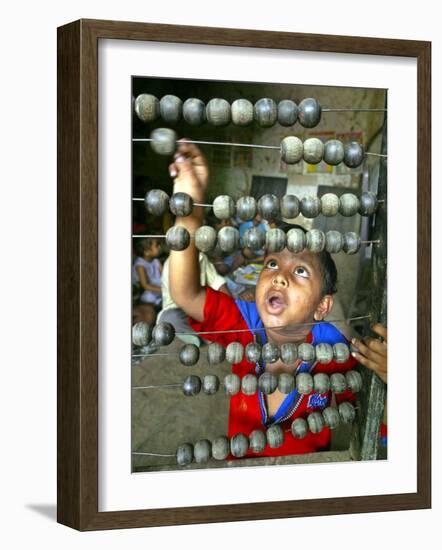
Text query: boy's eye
294 266 309 278
266 259 278 269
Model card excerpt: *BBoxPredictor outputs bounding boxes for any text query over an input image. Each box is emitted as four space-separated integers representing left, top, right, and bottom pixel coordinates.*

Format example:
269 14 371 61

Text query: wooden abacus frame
57 18 431 531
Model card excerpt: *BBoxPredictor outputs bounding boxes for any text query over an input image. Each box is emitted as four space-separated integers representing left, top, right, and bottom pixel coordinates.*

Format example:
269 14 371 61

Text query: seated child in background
132 237 163 327
168 142 387 459
157 252 230 347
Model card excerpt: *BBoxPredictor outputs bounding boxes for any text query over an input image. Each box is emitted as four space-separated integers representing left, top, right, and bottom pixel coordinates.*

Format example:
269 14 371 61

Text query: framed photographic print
57 18 431 530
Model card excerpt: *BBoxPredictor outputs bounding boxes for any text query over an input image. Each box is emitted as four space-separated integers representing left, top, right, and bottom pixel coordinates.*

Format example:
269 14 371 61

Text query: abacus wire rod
133 384 181 389
133 451 176 457
176 313 370 336
322 108 387 112
133 137 280 150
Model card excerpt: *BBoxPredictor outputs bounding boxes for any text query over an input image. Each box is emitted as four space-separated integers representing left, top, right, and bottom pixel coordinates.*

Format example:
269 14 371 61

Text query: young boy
168 141 386 459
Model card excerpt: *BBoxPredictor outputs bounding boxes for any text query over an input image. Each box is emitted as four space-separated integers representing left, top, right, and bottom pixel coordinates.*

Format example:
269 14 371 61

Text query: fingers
168 161 178 178
176 140 208 168
351 337 386 362
371 323 387 342
350 351 387 384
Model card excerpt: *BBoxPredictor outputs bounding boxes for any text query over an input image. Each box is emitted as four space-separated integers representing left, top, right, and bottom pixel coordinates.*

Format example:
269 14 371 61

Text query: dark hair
134 235 160 257
276 222 338 296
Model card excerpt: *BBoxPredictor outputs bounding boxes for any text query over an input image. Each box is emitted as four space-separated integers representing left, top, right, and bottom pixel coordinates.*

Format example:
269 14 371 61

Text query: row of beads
148 127 365 167
166 370 363 397
142 224 363 255
132 322 354 366
135 94 322 128
175 402 356 465
145 190 378 219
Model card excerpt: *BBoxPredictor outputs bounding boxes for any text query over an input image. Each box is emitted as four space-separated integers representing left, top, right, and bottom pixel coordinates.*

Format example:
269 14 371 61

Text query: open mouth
265 290 287 315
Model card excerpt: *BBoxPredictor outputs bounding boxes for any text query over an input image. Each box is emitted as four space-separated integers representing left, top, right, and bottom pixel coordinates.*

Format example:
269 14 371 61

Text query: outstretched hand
351 323 387 384
168 141 209 209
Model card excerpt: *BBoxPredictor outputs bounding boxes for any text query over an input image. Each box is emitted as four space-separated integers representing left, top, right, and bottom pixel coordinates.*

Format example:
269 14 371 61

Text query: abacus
132 79 387 472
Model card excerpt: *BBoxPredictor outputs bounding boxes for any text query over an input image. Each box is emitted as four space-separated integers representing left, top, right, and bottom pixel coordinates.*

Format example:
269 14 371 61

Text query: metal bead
145 189 170 216
195 225 217 253
242 227 265 250
183 98 206 125
166 225 191 251
280 136 303 164
212 436 230 460
330 372 347 394
301 196 321 218
286 228 306 253
150 128 177 155
194 439 212 464
313 372 330 394
306 229 326 252
231 99 254 126
213 195 235 220
346 370 363 393
307 411 325 434
280 343 298 365
169 192 193 217
278 373 295 394
339 193 360 217
265 228 286 253
245 342 261 363
303 137 324 164
206 98 231 126
325 230 344 253
323 407 340 429
280 195 300 219
230 433 249 457
152 322 175 346
236 196 257 221
159 94 182 123
257 194 280 221
182 375 202 396
226 342 244 364
338 401 356 423
249 430 267 453
298 342 315 363
203 374 220 395
258 372 278 395
315 343 334 364
132 322 152 347
321 193 340 217
134 93 159 122
179 344 200 366
344 142 364 168
262 342 280 363
254 98 277 127
359 191 378 216
176 443 193 466
207 342 226 365
223 373 241 396
296 372 314 395
278 99 298 126
217 226 240 253
241 374 258 396
323 139 344 165
343 232 361 255
298 98 322 128
291 417 308 439
333 342 350 363
266 424 284 448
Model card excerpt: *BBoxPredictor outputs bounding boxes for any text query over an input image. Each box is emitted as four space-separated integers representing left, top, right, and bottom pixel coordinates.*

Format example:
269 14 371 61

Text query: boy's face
255 248 332 338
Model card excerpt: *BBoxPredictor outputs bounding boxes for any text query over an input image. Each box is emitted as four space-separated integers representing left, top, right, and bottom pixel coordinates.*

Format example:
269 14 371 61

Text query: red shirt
189 287 357 459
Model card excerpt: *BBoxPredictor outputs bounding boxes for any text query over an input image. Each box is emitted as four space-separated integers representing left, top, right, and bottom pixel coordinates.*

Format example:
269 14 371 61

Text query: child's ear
313 295 334 321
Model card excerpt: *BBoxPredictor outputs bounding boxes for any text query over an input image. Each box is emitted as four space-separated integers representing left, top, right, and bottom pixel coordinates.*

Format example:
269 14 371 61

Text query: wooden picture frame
57 18 431 531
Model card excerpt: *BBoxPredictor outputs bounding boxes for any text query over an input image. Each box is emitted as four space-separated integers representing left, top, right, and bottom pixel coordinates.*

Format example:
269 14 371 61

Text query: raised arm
168 142 208 322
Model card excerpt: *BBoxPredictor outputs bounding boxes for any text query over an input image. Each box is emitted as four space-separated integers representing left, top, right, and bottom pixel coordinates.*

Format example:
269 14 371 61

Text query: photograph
130 77 388 473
